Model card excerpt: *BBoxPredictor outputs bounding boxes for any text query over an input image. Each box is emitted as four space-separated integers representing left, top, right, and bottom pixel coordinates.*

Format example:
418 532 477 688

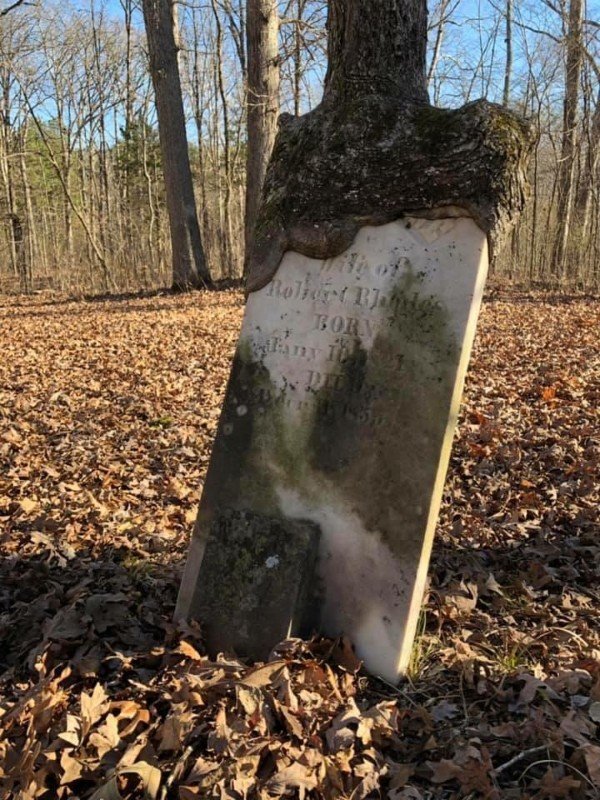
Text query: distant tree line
0 0 598 294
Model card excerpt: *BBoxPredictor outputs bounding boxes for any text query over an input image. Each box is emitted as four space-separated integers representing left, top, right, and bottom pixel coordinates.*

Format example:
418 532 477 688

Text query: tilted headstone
177 0 534 681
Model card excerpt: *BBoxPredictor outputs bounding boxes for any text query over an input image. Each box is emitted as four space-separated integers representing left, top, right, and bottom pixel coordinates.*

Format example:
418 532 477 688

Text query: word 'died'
305 368 384 402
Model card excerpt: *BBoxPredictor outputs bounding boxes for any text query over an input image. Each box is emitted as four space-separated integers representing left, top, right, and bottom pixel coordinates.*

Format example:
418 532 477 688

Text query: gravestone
176 0 533 681
178 215 488 678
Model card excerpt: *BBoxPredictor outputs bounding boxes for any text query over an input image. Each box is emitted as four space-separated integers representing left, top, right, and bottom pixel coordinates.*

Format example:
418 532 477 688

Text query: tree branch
0 0 31 16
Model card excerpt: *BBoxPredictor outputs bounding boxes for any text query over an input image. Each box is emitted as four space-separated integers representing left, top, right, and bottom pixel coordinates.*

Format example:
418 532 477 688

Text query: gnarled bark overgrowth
247 0 535 294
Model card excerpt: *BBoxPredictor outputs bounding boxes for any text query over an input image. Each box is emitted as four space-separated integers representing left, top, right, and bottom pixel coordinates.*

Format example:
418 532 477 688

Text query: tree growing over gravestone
246 0 534 290
141 0 213 291
177 0 534 681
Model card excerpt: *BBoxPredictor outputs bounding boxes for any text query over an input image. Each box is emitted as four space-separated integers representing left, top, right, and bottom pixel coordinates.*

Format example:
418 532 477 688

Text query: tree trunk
0 79 17 278
293 0 303 116
246 0 535 294
141 0 212 290
324 0 428 104
19 132 36 289
552 0 583 278
576 92 600 239
503 0 513 107
211 0 235 276
244 0 279 272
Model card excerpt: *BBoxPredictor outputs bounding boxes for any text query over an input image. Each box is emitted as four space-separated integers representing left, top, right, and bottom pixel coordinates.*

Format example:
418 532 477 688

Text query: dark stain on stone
307 266 459 562
309 343 369 474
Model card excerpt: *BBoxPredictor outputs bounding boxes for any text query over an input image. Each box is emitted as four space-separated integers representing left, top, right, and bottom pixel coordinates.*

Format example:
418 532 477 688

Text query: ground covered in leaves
0 289 599 800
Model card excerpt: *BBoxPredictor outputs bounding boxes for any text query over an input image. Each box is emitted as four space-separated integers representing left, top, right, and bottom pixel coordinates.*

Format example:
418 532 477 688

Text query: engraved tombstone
176 0 533 681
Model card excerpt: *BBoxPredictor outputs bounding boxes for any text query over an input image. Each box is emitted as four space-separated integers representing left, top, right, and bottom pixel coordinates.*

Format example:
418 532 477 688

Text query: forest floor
0 289 599 800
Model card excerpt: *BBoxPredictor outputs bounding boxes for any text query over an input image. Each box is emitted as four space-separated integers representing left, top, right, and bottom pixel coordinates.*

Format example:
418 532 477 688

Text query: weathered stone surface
181 509 321 661
178 215 488 680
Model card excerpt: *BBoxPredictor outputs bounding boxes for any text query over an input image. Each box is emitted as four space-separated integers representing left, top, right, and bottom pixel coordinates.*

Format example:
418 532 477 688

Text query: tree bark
246 0 535 294
211 0 235 277
324 0 428 104
552 0 583 277
141 0 212 290
576 91 600 239
244 0 279 273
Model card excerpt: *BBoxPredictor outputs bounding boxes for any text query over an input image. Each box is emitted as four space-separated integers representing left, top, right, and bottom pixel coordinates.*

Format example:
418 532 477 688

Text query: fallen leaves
0 289 599 798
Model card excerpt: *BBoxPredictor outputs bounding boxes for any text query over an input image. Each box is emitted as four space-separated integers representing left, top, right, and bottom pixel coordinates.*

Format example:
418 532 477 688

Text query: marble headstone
177 215 488 681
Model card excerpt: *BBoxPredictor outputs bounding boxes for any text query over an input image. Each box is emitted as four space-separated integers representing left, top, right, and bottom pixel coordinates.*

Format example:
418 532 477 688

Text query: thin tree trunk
245 0 279 271
191 8 207 212
503 0 513 106
427 0 451 90
211 0 235 276
0 80 17 277
552 0 584 278
141 0 212 290
19 130 36 288
121 0 134 205
576 93 600 238
293 0 302 115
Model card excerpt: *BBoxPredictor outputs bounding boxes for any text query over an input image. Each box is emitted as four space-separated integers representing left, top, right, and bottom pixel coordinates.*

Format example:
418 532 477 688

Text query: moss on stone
305 262 459 559
194 509 321 659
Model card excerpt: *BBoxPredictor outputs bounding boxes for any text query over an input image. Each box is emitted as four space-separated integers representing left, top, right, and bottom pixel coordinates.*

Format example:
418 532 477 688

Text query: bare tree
576 90 600 236
245 0 279 271
141 0 212 290
552 0 584 275
503 0 513 105
427 0 456 92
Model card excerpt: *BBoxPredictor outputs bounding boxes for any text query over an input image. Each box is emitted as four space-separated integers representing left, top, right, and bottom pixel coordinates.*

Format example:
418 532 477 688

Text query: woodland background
0 0 599 295
2 2 600 797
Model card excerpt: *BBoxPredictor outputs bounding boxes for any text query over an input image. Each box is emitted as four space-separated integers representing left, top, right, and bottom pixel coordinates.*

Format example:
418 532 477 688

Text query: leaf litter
0 289 599 799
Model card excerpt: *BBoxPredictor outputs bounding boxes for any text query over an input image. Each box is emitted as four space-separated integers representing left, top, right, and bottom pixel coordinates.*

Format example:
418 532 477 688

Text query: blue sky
95 0 600 28
76 0 600 110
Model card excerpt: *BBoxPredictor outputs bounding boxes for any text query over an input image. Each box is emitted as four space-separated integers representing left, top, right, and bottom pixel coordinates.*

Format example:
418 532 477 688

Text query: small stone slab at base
193 508 321 660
